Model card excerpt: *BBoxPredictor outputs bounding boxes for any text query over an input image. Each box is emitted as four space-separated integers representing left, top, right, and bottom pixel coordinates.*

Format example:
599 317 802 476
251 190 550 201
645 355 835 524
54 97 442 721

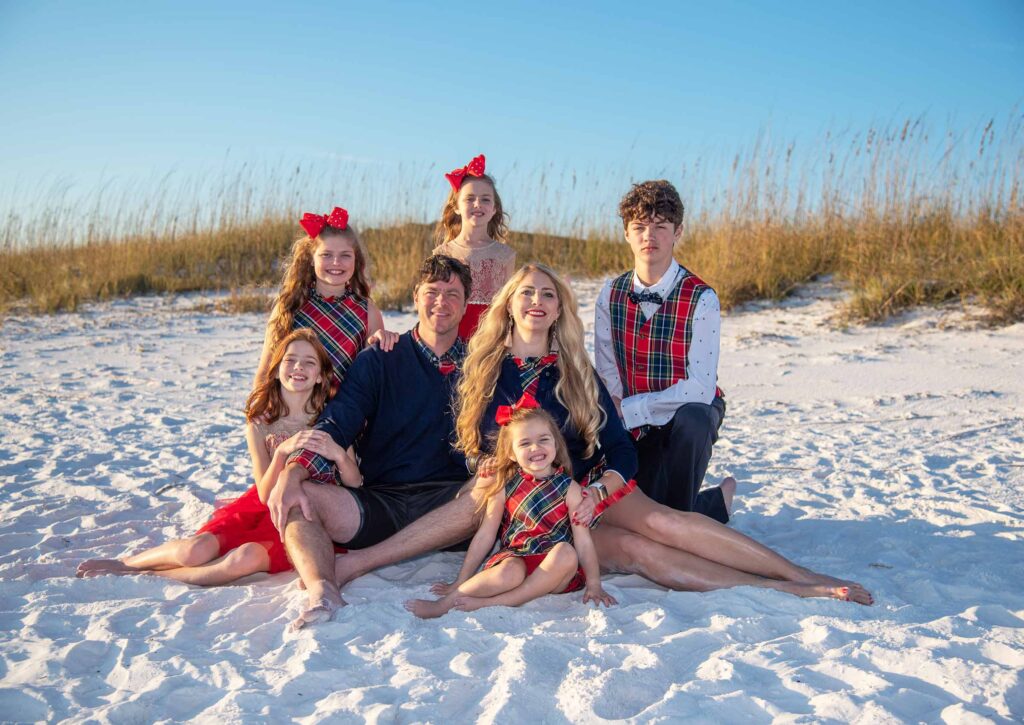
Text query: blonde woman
448 264 873 604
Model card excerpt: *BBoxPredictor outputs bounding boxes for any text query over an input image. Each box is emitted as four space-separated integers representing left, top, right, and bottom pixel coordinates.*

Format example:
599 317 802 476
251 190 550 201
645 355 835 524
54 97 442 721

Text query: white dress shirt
594 260 721 430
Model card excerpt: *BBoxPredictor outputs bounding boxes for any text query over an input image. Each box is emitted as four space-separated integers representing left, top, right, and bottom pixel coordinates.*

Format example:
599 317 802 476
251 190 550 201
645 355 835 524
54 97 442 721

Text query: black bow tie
628 289 663 305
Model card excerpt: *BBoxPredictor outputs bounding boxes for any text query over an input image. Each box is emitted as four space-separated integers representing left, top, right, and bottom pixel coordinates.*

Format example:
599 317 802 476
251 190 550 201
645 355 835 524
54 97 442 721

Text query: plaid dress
293 287 369 388
485 468 574 568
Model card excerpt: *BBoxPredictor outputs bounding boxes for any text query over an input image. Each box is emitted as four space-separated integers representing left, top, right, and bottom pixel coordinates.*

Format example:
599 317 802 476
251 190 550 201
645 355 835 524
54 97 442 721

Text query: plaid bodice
293 288 369 388
498 468 574 556
608 269 711 397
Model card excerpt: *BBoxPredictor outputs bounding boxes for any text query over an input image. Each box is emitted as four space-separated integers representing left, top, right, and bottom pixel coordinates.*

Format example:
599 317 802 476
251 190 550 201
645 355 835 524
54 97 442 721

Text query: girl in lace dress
432 154 516 339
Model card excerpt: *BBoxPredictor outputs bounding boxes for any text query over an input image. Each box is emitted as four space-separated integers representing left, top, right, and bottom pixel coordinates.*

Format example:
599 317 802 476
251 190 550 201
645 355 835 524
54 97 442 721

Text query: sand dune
1 281 1022 723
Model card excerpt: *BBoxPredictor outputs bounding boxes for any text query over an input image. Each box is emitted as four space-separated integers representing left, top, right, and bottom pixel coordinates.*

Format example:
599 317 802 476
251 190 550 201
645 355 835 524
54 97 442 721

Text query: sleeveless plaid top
293 287 369 388
495 468 574 558
608 268 714 397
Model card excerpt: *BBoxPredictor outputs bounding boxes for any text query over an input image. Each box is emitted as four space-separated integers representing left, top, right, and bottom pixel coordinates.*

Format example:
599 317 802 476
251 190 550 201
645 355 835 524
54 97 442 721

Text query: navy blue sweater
480 357 638 483
312 332 466 486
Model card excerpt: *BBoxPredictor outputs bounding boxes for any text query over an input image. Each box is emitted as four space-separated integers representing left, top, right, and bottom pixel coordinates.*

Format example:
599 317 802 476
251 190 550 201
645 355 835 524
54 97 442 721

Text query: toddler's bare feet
76 559 134 578
404 598 451 619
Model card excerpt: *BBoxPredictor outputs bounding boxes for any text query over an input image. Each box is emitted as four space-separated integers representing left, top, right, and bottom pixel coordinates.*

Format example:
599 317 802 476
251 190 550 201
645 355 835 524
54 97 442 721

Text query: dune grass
2 119 1021 325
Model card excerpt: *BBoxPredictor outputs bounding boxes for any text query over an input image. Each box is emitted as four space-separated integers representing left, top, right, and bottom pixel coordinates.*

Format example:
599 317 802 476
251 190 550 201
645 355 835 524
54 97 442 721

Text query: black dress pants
634 396 728 523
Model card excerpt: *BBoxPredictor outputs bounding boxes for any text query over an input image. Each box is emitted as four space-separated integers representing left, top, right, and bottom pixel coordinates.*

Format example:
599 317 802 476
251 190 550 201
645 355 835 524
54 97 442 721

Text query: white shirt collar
632 259 681 297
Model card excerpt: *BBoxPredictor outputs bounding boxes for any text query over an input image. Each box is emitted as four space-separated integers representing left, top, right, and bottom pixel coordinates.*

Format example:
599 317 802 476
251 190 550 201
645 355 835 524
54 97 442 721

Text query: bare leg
147 542 270 586
284 483 361 629
594 525 872 604
455 543 580 612
405 558 526 619
335 484 483 588
602 487 852 585
77 534 221 577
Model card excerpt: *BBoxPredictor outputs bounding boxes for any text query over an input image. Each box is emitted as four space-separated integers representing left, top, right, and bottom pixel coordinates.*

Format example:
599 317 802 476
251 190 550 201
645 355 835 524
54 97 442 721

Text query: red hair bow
444 154 486 190
495 391 540 426
300 206 349 238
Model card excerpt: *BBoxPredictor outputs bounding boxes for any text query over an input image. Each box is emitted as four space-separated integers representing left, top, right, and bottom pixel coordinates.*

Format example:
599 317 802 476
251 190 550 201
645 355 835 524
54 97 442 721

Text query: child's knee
547 542 579 573
228 542 268 571
180 534 220 566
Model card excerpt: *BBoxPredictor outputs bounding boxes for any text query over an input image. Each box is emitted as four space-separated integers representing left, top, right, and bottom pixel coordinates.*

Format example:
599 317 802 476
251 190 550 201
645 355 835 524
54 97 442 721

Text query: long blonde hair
432 173 509 245
475 407 573 511
266 225 371 353
455 263 605 460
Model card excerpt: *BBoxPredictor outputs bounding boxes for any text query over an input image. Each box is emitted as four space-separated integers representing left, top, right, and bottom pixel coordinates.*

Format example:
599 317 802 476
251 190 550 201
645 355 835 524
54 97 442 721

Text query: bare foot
334 551 367 588
290 593 346 631
782 581 873 605
76 559 135 578
404 598 452 619
451 595 486 613
719 476 737 515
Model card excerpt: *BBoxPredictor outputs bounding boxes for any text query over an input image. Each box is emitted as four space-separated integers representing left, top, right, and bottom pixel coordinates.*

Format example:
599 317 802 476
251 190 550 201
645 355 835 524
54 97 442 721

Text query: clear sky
0 0 1021 235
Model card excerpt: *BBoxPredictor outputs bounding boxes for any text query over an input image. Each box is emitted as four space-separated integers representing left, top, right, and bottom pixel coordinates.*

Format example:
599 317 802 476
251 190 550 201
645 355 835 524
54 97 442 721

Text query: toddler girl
405 399 614 618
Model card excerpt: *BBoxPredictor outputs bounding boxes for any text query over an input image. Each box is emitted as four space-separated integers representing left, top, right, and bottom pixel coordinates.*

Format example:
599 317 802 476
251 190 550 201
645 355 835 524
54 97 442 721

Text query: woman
455 263 873 604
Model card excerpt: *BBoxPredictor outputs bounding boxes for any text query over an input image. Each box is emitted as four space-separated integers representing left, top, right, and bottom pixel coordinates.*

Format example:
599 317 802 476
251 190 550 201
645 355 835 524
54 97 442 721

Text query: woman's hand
582 585 617 608
571 491 598 528
476 455 497 479
367 329 399 352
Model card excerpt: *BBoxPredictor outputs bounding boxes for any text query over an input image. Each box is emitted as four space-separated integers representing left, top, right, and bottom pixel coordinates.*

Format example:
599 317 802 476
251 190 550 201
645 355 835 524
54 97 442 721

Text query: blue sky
0 0 1021 235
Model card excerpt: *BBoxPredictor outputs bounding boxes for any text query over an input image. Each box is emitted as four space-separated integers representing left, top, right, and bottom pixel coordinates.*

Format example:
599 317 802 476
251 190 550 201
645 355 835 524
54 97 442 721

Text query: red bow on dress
300 206 349 238
444 154 486 190
495 391 540 426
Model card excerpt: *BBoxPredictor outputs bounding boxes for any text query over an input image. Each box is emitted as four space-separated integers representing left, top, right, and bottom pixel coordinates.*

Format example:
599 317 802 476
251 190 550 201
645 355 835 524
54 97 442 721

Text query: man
269 255 482 628
594 180 734 523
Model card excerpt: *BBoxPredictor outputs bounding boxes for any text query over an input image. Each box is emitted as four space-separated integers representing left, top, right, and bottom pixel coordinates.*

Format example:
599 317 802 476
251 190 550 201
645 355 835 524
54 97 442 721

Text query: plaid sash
512 353 559 397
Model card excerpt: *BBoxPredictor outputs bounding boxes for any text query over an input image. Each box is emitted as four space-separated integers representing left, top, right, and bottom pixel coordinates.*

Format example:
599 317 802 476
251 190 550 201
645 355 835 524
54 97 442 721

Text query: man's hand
612 395 624 421
269 465 314 536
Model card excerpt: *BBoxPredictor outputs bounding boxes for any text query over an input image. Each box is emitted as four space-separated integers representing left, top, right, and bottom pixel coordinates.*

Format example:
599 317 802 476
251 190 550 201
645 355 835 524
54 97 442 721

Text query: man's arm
619 291 721 430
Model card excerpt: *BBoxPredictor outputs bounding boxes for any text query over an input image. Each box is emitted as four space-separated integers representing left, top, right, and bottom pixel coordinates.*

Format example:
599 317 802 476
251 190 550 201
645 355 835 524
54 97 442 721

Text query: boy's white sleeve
619 290 720 429
593 280 623 400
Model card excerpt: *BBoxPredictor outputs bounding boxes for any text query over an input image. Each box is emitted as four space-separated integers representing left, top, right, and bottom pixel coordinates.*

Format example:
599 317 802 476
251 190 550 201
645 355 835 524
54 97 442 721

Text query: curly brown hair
433 173 509 245
618 180 685 229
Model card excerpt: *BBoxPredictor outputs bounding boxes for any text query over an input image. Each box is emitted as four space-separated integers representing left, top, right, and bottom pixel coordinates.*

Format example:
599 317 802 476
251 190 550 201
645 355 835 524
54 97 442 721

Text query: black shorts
339 479 466 550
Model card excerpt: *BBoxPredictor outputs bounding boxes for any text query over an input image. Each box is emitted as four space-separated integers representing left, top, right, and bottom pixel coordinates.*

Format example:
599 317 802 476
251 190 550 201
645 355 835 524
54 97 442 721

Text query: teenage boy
595 180 732 523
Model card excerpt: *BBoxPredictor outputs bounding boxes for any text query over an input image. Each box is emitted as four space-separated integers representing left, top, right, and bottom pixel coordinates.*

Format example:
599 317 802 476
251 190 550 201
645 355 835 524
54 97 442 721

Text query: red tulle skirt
458 303 490 340
196 484 347 574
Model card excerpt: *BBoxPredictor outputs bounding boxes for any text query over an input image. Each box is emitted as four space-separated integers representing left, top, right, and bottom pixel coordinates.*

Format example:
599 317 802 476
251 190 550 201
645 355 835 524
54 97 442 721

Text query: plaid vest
608 268 720 398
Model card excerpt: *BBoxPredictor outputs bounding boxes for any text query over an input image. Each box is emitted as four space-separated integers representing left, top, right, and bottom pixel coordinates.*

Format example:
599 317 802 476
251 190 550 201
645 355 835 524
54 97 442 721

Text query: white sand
1 281 1022 723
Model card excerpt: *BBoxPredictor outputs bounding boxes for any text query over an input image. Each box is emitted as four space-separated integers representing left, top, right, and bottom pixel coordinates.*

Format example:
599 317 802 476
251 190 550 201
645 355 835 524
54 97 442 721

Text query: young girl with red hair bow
254 206 398 389
405 403 615 618
432 154 517 339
